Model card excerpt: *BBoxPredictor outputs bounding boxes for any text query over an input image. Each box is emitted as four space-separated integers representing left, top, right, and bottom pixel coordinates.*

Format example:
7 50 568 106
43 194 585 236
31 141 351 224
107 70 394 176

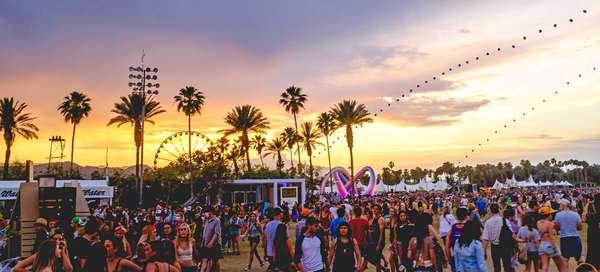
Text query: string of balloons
455 65 597 165
372 9 589 117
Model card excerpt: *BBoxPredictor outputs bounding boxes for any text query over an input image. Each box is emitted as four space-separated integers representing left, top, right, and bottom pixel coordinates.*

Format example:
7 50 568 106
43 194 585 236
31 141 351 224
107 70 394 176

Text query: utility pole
128 51 160 206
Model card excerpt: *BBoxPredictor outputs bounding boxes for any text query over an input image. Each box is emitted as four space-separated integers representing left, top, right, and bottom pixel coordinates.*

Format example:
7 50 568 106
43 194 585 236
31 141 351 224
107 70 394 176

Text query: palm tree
226 145 243 175
58 91 92 175
251 134 267 167
1 98 39 179
298 121 323 186
330 100 372 193
316 112 338 191
264 136 286 170
107 93 165 177
279 86 307 169
281 127 297 169
174 86 206 197
219 105 270 172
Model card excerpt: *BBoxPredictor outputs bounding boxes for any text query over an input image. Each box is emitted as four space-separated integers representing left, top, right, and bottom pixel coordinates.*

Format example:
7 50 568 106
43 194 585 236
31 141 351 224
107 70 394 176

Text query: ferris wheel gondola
153 131 212 168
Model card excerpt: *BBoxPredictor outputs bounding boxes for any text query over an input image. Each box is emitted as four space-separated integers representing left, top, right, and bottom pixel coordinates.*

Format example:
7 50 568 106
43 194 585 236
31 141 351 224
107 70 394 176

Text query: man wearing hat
554 198 583 269
33 218 49 252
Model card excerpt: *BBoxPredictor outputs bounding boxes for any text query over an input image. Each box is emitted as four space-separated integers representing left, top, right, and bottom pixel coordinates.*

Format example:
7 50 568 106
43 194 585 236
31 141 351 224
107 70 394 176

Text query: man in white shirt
294 217 327 272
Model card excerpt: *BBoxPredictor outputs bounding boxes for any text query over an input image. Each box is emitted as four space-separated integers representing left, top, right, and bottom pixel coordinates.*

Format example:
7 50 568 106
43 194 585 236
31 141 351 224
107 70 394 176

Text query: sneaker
242 266 250 272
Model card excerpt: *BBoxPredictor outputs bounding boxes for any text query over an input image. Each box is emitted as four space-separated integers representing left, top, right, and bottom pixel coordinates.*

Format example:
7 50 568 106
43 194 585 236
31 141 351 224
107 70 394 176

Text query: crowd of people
1 186 599 272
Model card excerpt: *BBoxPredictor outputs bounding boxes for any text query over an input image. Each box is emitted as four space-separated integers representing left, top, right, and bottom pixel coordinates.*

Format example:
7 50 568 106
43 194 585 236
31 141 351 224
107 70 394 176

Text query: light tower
47 135 65 175
128 52 160 206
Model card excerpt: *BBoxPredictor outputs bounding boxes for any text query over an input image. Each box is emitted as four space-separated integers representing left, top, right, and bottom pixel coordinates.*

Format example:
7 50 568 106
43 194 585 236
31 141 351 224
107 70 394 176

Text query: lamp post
128 59 160 206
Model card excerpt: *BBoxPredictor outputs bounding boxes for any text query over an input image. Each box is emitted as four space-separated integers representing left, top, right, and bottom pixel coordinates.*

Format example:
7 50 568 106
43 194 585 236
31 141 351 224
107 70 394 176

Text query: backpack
499 219 516 249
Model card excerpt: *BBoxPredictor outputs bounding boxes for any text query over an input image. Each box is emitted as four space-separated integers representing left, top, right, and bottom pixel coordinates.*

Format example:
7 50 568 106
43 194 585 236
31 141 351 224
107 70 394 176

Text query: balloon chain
373 9 589 117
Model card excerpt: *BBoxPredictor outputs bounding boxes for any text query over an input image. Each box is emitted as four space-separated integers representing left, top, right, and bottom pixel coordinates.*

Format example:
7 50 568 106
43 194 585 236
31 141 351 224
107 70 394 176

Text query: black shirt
71 237 107 272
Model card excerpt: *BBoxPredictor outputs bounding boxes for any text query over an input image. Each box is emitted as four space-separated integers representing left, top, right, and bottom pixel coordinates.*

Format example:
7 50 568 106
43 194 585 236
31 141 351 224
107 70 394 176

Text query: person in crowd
14 232 74 272
537 206 566 272
143 240 179 272
363 204 386 272
453 220 488 272
72 217 107 272
388 207 400 272
138 225 158 245
33 218 50 253
408 219 437 272
439 206 456 246
242 212 264 271
468 203 484 230
264 207 282 268
319 205 333 247
446 207 469 272
273 215 294 272
396 210 416 271
294 217 327 272
583 193 600 269
295 208 311 241
229 213 243 255
330 208 347 240
554 198 583 270
199 207 221 272
114 226 133 258
329 221 361 272
517 214 541 272
483 203 512 272
161 223 175 241
105 237 143 272
349 206 369 269
173 223 197 272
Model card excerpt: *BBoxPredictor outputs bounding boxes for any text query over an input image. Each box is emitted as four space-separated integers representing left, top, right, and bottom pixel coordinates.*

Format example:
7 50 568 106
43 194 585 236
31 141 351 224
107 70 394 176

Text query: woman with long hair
105 237 142 272
328 222 362 272
243 212 264 271
173 223 196 272
408 219 437 272
143 240 180 272
387 207 400 272
138 225 158 245
517 214 541 272
114 226 133 258
13 232 74 272
273 222 293 272
453 220 487 272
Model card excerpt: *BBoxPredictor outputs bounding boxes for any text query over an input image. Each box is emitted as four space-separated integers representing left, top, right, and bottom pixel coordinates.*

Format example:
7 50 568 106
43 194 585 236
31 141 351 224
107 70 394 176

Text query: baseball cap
559 199 571 207
301 208 312 217
467 203 476 210
539 206 557 215
34 218 48 227
271 207 282 216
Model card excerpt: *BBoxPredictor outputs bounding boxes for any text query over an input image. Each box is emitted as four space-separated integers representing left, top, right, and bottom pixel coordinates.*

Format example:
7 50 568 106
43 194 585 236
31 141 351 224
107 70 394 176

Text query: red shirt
349 218 369 248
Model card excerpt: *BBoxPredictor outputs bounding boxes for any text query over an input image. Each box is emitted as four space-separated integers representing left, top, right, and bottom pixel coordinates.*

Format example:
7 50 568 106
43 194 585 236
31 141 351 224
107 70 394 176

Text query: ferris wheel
153 131 212 168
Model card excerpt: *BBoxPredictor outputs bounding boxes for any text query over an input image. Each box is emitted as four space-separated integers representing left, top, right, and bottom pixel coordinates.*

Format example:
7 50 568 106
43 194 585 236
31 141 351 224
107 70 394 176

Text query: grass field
221 220 589 272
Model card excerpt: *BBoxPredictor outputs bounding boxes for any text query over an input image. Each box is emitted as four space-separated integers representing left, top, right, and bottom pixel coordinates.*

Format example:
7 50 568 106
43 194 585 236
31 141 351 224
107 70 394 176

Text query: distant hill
32 161 146 179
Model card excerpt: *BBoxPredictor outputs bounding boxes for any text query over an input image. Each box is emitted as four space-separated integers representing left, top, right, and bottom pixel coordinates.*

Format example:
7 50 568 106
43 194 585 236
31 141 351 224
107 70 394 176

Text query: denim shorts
539 241 561 257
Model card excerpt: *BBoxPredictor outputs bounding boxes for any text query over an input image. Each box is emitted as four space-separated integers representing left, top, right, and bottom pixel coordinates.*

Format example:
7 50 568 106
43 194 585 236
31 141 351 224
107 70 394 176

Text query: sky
1 0 600 171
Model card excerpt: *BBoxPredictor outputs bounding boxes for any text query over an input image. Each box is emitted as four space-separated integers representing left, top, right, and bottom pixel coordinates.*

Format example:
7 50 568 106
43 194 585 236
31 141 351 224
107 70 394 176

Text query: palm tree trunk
243 132 251 172
259 150 264 167
308 152 314 195
135 145 140 178
325 134 333 192
188 114 193 197
70 123 76 176
289 148 294 169
345 125 356 194
293 113 302 168
3 143 10 180
277 151 283 170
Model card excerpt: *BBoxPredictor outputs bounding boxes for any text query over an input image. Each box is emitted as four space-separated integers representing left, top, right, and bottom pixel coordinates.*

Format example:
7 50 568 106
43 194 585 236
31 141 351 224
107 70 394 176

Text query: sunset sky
1 1 600 170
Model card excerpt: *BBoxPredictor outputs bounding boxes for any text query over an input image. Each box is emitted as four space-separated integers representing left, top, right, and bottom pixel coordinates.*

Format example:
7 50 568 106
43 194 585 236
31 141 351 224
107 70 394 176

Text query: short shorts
560 236 582 259
539 241 561 258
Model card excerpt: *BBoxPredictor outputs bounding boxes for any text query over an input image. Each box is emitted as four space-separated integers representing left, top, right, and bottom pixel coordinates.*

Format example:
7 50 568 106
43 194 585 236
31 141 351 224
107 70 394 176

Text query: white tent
492 180 506 190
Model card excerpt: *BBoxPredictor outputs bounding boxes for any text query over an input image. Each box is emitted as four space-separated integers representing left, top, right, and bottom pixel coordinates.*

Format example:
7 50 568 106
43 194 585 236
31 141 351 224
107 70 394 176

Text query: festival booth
223 178 305 207
0 178 114 207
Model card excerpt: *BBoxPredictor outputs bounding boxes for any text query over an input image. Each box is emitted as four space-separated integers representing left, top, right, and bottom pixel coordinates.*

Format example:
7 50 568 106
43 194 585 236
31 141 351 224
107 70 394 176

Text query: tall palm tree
279 86 307 169
316 112 338 191
107 93 165 177
58 91 92 175
226 145 243 175
174 86 206 197
298 121 323 186
219 105 270 172
251 134 267 167
1 98 39 179
281 127 297 169
264 136 286 170
330 100 372 193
